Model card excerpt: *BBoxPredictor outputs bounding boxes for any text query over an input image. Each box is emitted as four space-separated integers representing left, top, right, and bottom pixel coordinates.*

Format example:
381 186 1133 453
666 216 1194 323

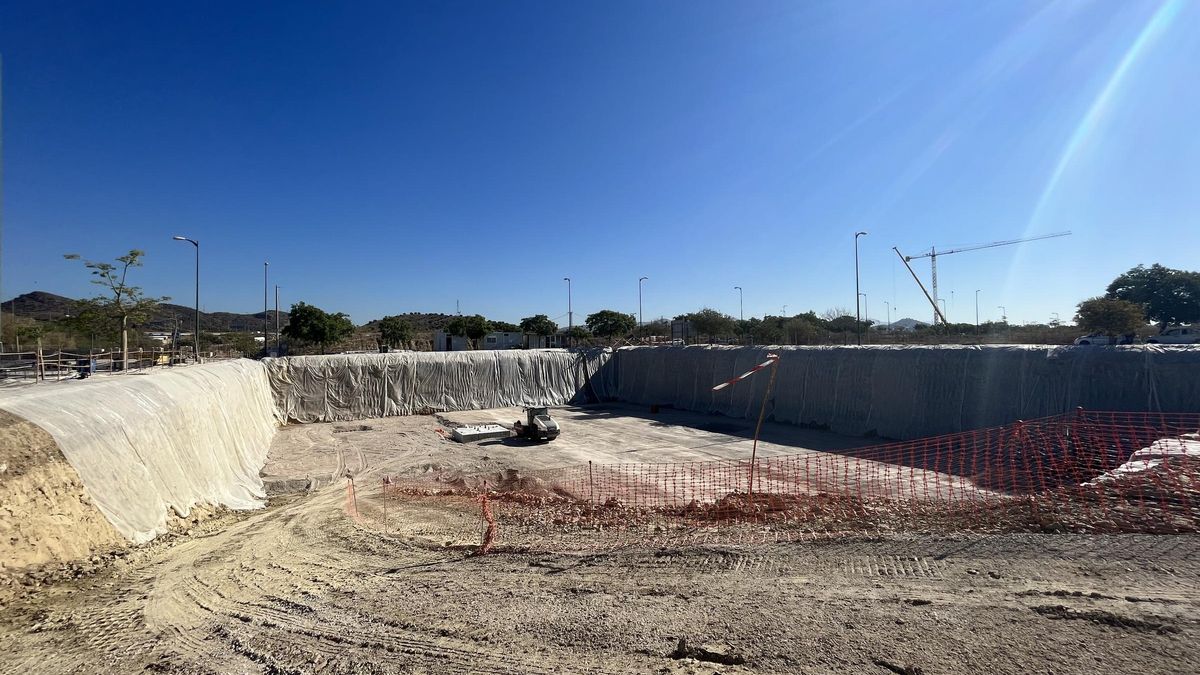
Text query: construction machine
513 406 560 442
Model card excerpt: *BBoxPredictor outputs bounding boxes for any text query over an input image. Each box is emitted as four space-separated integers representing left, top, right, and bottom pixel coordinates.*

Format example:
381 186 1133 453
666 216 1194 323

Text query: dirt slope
0 410 125 576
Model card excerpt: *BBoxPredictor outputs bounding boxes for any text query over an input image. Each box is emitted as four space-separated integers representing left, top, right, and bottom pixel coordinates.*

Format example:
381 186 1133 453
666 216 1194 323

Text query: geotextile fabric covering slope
0 360 279 543
265 349 614 423
612 345 1200 439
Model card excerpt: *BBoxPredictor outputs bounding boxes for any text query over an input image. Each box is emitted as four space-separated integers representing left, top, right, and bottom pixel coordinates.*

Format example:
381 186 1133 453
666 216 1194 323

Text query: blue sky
1 0 1197 326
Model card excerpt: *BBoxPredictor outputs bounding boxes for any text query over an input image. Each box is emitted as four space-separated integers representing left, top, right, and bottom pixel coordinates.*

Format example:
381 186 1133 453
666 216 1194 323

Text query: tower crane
895 231 1071 325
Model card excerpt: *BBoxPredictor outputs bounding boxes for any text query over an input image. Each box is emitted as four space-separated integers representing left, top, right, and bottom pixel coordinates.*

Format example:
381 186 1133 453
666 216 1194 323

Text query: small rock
966 568 979 575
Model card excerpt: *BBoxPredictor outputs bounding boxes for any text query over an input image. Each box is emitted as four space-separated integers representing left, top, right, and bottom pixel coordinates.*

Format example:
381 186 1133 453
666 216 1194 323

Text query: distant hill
1 291 289 333
878 317 929 332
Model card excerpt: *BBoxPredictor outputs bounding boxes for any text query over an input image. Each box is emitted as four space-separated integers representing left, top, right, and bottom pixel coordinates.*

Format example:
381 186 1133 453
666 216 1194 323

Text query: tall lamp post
563 277 572 345
854 231 868 345
975 289 981 331
274 285 281 354
638 276 648 326
172 236 200 361
263 261 269 351
734 286 743 321
884 301 891 332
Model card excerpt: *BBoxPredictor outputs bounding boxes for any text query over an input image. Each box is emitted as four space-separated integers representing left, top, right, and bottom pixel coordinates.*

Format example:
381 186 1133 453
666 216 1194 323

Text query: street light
638 276 648 327
172 236 200 361
734 286 743 321
884 301 891 331
263 261 270 349
563 277 572 345
975 289 981 330
272 283 278 353
854 231 868 345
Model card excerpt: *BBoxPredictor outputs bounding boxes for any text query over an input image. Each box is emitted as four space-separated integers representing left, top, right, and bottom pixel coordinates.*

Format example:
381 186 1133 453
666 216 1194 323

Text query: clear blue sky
1 0 1197 327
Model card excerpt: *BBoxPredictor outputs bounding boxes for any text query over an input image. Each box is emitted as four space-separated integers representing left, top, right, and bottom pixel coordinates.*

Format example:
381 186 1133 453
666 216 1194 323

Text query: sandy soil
2 406 1198 674
0 410 125 573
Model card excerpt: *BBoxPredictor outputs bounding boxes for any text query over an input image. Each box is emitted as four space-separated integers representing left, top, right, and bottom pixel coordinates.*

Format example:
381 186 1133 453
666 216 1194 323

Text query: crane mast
899 231 1071 325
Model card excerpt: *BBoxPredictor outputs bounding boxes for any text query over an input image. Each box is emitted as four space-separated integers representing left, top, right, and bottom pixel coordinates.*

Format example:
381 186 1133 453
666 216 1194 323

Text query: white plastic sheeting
612 345 1200 439
1089 434 1200 483
0 360 279 543
264 350 613 423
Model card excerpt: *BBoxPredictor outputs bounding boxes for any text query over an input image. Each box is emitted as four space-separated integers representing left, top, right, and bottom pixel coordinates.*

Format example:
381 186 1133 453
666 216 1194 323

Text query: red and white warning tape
711 353 780 391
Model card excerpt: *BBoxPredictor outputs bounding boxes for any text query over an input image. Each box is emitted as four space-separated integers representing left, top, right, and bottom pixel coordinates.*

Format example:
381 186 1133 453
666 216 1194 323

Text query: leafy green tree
586 309 637 339
447 314 491 348
490 320 520 333
520 314 558 338
1105 264 1200 329
676 308 737 342
63 249 168 370
377 315 414 348
281 302 355 353
1075 297 1144 339
566 326 591 340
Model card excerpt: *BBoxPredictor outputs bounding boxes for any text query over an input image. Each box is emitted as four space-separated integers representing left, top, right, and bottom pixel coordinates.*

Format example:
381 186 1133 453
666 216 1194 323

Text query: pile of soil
0 410 125 577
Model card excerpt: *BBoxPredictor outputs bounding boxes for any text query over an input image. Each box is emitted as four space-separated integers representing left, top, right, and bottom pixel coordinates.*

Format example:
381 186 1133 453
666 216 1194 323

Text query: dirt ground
2 406 1198 674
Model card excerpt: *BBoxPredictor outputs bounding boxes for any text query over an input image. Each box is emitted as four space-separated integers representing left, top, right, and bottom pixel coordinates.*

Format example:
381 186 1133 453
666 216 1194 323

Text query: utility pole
734 286 743 321
975 289 980 330
638 276 648 326
884 301 891 331
854 231 868 345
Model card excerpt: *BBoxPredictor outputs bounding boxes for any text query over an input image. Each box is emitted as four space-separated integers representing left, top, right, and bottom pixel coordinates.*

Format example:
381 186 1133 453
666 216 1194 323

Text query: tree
377 315 414 348
490 320 520 333
281 302 355 353
1075 297 1145 339
677 308 737 342
585 309 637 339
63 249 168 370
520 314 558 337
447 314 491 348
1105 264 1200 329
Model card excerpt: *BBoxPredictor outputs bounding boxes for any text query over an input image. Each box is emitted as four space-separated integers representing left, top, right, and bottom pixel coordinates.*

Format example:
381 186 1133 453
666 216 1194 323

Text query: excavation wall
612 345 1200 439
0 360 279 546
264 350 614 423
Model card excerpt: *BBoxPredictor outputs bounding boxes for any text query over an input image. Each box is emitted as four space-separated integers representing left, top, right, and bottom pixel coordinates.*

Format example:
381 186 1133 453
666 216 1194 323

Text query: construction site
0 345 1198 674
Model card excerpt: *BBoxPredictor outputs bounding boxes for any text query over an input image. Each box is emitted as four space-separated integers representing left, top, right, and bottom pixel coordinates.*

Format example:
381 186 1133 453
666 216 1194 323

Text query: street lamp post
734 286 743 321
563 277 572 346
975 289 981 331
263 261 269 351
884 301 891 331
274 285 281 354
172 236 200 361
854 231 868 345
638 276 648 327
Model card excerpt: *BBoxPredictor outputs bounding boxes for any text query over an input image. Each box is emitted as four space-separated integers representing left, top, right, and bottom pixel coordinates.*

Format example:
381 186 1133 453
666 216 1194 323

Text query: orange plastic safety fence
371 410 1200 551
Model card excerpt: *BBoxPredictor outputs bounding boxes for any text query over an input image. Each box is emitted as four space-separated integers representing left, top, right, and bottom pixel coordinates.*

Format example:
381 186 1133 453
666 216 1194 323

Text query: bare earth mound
0 410 125 577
